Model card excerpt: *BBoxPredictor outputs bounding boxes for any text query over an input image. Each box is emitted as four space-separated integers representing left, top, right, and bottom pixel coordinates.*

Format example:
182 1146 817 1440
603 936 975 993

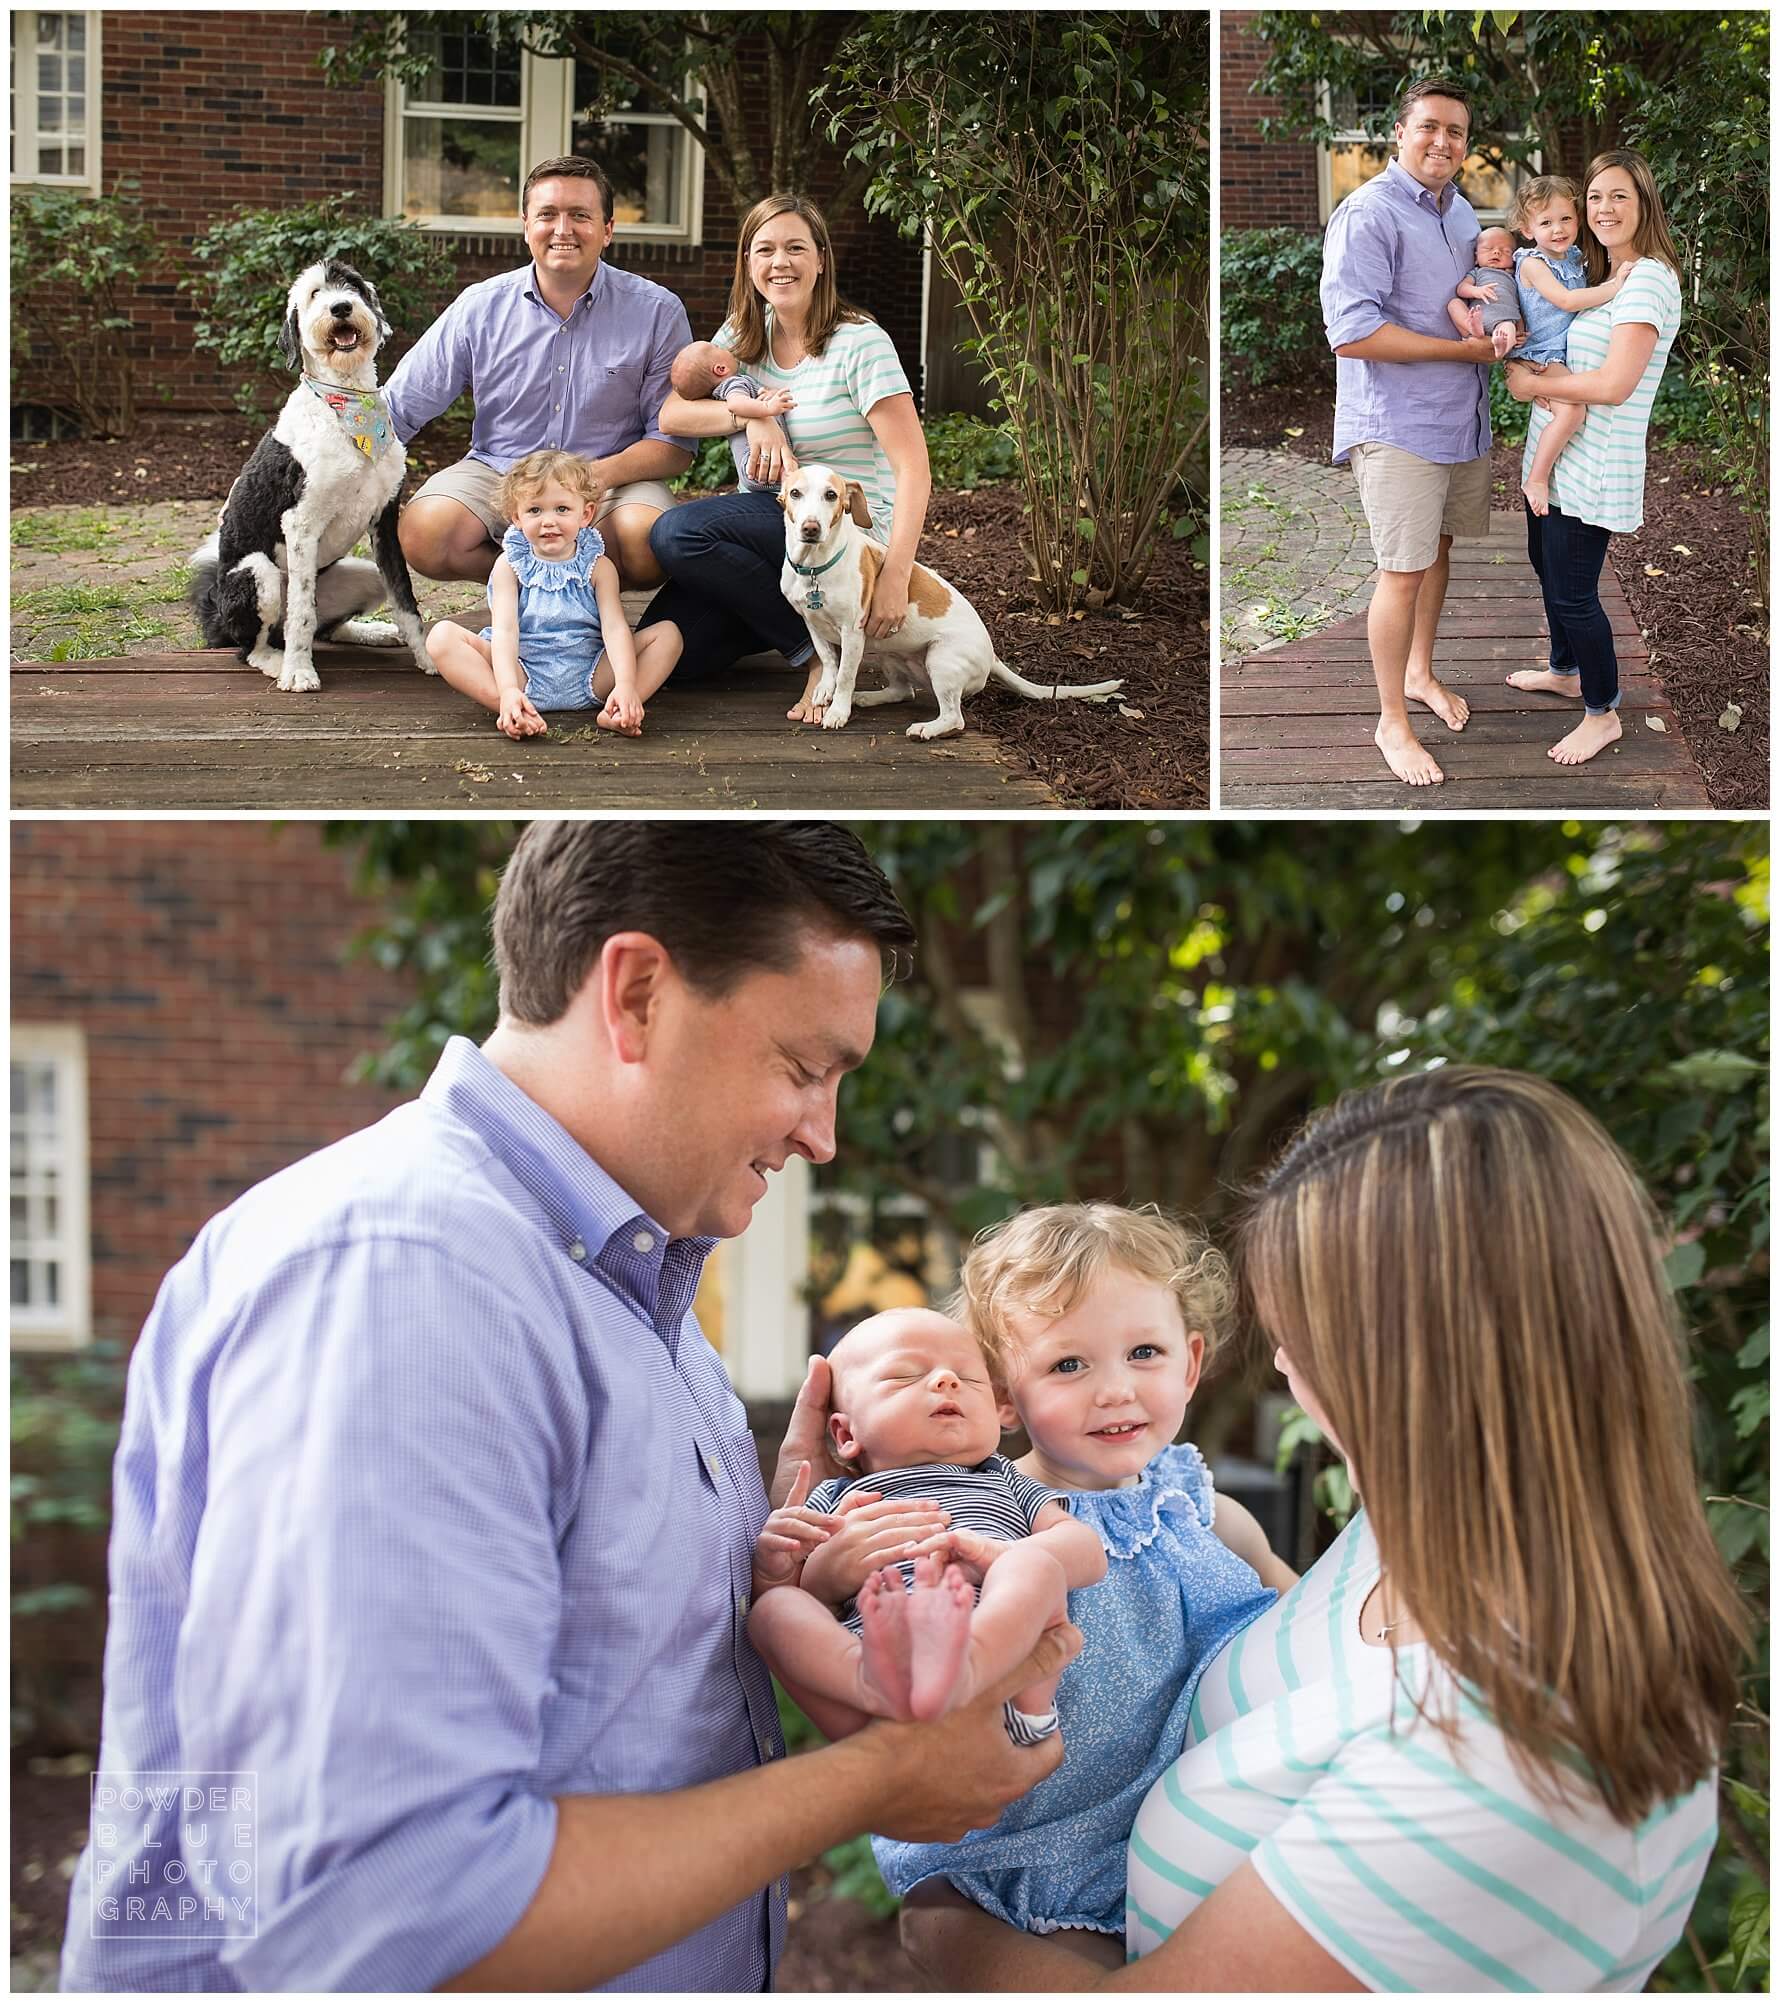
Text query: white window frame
11 1025 93 1353
1316 73 1532 226
384 38 705 244
10 9 101 192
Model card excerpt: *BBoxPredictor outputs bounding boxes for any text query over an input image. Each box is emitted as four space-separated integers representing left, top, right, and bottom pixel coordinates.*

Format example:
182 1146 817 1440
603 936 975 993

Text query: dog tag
804 588 824 611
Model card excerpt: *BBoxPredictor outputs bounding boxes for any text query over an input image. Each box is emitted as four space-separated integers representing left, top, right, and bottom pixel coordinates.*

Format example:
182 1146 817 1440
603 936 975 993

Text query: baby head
825 1307 1006 1476
956 1203 1231 1491
670 339 739 400
494 449 603 556
1474 226 1519 271
1512 174 1582 260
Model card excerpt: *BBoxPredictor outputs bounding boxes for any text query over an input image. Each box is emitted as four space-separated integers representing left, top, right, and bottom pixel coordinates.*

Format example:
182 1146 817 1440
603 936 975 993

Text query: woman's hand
864 565 911 641
799 1490 954 1607
744 417 794 486
497 688 547 739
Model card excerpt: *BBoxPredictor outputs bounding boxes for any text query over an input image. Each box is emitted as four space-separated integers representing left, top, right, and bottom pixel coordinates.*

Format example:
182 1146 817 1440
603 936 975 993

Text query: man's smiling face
523 175 613 290
1394 94 1471 194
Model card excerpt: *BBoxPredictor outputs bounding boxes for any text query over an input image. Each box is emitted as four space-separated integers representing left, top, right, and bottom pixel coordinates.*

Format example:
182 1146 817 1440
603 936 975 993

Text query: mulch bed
1224 372 1767 809
11 416 1208 811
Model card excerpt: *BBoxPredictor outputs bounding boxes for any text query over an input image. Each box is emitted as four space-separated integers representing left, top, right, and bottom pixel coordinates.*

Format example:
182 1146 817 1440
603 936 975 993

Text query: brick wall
1221 12 1321 231
10 821 418 1348
14 10 923 417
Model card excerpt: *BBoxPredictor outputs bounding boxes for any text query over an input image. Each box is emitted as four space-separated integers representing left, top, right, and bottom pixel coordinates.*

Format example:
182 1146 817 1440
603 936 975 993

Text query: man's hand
798 1490 953 1607
771 1354 846 1505
847 1622 1082 1844
751 1460 835 1594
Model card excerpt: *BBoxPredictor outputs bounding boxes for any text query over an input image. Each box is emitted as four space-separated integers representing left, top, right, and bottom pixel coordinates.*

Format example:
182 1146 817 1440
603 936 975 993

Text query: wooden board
10 645 1061 810
1218 515 1710 809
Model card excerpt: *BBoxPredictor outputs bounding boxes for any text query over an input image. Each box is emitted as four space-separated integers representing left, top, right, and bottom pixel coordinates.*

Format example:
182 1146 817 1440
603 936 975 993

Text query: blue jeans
1524 502 1620 714
638 490 813 677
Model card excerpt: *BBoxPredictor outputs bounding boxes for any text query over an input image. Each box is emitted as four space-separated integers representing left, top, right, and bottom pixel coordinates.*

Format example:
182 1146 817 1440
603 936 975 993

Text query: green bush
668 436 741 495
923 413 1019 491
1221 228 1330 388
181 194 455 416
10 184 164 438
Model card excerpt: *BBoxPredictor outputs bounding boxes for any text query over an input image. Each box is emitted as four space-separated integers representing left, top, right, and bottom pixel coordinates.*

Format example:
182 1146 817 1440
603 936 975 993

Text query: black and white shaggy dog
188 260 432 693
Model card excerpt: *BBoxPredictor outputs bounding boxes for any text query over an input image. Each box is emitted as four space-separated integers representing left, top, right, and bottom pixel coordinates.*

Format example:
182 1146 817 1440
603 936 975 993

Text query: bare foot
1506 668 1582 698
1403 672 1470 731
1492 323 1516 360
1375 717 1445 786
904 1555 976 1721
1549 710 1623 765
787 667 827 726
1522 477 1550 517
856 1566 915 1718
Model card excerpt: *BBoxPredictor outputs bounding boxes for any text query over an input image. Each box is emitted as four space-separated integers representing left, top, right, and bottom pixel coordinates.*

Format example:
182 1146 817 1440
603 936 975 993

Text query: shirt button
554 402 562 411
737 1592 749 1620
632 1230 655 1254
567 1238 587 1262
707 1453 721 1479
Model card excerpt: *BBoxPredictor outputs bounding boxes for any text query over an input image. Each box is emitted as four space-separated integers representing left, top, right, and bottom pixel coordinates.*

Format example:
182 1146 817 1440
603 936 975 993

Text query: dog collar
302 377 394 462
787 547 847 579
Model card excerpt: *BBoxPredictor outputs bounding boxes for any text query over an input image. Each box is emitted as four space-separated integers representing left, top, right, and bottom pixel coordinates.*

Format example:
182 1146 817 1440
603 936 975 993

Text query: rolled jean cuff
1585 687 1624 716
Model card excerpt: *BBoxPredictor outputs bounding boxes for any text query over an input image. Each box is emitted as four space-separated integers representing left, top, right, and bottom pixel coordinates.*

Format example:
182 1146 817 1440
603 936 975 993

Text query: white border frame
10 1023 93 1352
10 8 102 192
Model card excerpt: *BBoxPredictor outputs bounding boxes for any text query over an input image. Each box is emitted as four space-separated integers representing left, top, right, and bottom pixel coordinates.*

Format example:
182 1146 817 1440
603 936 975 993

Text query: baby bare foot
1522 477 1551 517
1403 673 1469 731
1492 323 1516 360
1375 718 1445 786
856 1566 915 1718
904 1555 976 1721
1506 668 1583 698
1549 710 1623 765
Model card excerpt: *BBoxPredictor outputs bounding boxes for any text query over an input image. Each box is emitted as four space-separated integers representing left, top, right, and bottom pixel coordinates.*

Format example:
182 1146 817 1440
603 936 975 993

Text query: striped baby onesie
714 312 913 543
1126 1511 1718 1990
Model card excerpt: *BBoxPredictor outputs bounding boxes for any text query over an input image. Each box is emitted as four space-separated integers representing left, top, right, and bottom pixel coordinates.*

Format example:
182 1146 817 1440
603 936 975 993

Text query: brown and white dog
780 465 1122 738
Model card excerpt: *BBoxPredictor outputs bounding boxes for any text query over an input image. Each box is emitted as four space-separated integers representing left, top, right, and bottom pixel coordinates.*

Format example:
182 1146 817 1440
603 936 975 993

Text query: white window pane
32 1066 57 1117
10 1067 26 1118
38 50 64 92
68 14 85 52
43 1192 59 1237
38 15 66 51
403 116 521 217
11 1195 27 1236
38 94 63 136
68 54 84 91
572 120 684 228
12 1259 29 1307
408 26 520 107
66 141 83 174
44 1260 60 1306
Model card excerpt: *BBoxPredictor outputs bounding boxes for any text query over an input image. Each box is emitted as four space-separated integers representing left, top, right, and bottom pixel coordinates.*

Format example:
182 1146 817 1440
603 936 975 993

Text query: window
11 1026 91 1351
10 10 100 189
1319 75 1526 225
386 28 704 241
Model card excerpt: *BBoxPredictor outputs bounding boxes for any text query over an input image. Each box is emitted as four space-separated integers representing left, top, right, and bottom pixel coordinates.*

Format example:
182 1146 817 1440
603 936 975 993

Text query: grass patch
39 613 184 661
11 509 116 553
16 581 138 615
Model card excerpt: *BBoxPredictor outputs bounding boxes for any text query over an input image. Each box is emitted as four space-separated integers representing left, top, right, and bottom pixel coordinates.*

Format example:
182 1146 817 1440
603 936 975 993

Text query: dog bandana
302 378 394 461
788 547 847 612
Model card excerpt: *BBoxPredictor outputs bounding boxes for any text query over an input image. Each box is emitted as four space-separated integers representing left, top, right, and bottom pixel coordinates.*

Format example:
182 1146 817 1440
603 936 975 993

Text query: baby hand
497 689 547 739
751 1461 835 1593
798 1490 952 1606
944 1527 1013 1585
597 683 645 736
759 387 796 415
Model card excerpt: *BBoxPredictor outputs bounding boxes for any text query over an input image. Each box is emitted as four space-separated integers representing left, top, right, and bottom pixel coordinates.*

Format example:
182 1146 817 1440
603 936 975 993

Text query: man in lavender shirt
60 821 1075 1992
387 156 695 591
1321 78 1509 786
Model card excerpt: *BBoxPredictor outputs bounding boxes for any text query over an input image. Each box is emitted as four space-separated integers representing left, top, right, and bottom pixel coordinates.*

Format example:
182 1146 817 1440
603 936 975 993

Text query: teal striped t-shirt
1525 257 1683 535
715 312 913 543
1127 1512 1718 1991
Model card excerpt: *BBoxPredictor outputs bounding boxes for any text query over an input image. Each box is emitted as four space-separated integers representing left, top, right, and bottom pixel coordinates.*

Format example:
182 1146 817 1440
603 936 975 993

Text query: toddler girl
870 1203 1292 1942
1503 175 1635 515
423 449 682 739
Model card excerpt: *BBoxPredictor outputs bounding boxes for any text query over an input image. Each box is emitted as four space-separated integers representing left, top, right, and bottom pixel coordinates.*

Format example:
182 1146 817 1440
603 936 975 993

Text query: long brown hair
1242 1066 1747 1824
724 193 871 365
1579 147 1685 286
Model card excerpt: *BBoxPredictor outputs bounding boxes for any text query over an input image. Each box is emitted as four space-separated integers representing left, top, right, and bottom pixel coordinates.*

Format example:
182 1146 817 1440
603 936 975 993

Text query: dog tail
987 660 1123 703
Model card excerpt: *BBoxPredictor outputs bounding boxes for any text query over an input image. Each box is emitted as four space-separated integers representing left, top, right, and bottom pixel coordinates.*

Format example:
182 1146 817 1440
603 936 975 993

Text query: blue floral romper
871 1442 1278 1936
480 520 608 710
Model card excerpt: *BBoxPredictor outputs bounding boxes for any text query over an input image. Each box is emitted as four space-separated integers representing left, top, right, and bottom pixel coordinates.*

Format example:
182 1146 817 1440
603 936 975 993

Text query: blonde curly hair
952 1202 1232 1384
494 449 603 525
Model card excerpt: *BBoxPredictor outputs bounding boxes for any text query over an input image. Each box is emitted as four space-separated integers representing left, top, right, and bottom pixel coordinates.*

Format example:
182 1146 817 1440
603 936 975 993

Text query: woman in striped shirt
1503 150 1685 768
902 1068 1748 1991
642 193 933 718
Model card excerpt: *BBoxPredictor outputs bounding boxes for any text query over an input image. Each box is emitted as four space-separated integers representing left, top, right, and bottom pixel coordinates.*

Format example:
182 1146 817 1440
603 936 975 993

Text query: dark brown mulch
10 418 1208 811
1224 373 1767 810
9 1762 913 1991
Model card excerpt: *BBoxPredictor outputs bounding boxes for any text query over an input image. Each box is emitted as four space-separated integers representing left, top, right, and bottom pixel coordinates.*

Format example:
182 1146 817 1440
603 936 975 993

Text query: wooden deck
11 645 1061 811
1219 512 1710 809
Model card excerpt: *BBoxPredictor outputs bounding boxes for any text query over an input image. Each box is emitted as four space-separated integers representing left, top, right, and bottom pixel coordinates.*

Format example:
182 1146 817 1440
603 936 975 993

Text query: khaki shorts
1348 442 1492 573
408 455 676 543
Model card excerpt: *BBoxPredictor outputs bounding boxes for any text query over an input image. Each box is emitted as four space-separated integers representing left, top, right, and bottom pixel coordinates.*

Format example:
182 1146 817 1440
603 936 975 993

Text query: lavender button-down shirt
61 1036 784 1993
384 259 695 466
1321 158 1491 466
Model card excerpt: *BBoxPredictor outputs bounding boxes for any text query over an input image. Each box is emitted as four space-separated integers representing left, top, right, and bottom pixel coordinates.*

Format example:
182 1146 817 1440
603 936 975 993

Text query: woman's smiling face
1586 167 1641 255
748 213 823 315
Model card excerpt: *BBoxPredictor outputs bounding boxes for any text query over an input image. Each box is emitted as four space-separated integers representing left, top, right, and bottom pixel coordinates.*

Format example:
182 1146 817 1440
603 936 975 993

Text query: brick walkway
1219 446 1376 657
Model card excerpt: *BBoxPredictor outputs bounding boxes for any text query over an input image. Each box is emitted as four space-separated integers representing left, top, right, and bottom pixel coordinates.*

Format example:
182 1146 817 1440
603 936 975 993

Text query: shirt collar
522 257 609 315
1385 155 1456 216
421 1035 717 1334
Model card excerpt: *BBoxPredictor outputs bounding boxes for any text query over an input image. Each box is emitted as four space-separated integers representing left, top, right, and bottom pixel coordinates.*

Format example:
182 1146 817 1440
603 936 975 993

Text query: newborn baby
1447 226 1522 360
669 339 796 493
